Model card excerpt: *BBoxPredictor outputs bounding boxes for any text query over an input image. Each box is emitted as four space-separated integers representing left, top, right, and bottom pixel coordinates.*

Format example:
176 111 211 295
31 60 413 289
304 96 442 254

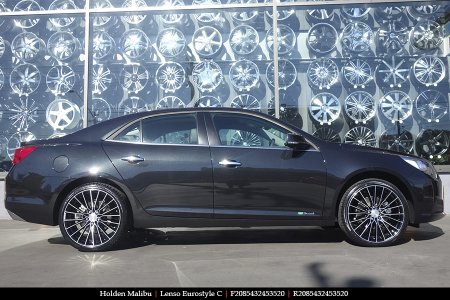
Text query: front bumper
413 175 445 224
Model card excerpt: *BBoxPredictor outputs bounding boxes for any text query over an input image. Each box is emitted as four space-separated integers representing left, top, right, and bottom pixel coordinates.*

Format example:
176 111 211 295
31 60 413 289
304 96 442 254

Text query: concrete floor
0 218 449 287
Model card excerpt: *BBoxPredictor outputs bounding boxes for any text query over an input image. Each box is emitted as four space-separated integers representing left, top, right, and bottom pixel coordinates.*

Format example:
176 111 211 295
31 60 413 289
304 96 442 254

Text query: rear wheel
338 179 409 247
59 183 129 251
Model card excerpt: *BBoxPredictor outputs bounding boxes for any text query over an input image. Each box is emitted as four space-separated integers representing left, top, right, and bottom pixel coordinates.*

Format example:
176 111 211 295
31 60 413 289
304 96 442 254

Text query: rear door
102 112 214 218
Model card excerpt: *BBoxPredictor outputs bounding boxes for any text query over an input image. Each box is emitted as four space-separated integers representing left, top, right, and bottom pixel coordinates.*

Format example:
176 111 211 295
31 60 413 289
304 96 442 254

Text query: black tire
338 178 409 247
58 183 129 251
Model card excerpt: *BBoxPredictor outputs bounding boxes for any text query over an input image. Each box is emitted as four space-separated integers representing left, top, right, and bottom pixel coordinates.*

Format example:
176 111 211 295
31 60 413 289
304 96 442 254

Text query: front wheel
338 179 409 247
59 183 129 251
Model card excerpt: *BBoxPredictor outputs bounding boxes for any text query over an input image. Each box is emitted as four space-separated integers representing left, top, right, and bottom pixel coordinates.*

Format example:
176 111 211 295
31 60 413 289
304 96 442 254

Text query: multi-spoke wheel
345 91 375 124
90 98 112 123
415 90 448 123
410 20 443 51
10 64 41 96
193 0 222 24
376 57 409 88
309 93 341 125
307 23 338 54
338 179 408 247
119 65 149 93
266 25 296 55
92 65 112 95
374 6 405 20
343 59 372 88
46 66 75 96
379 90 412 123
49 0 78 29
46 99 81 131
265 0 295 21
156 28 186 58
155 62 185 92
156 96 185 110
7 131 36 160
344 127 376 147
121 0 147 25
379 128 414 154
341 22 373 53
231 130 262 147
266 60 297 90
229 60 259 91
228 0 258 23
48 32 80 62
118 96 149 115
313 127 341 143
192 61 223 92
407 5 441 19
376 20 408 54
193 26 223 58
195 96 222 108
120 29 149 60
341 7 371 19
92 31 115 62
92 0 115 28
307 58 339 90
7 97 42 131
413 56 445 87
230 94 260 111
157 0 185 25
230 25 259 55
306 7 334 22
13 0 42 28
11 32 45 62
59 183 129 251
416 130 449 159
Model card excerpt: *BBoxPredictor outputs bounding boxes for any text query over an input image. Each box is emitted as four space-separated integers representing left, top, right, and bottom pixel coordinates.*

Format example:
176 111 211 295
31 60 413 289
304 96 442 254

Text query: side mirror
285 133 308 148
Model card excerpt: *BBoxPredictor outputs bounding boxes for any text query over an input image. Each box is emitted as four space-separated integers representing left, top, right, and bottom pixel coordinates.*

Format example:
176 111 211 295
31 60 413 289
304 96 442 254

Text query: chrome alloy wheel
228 0 259 23
155 62 186 92
157 0 185 25
10 64 41 96
376 57 409 88
49 0 78 29
156 96 185 109
376 20 408 54
341 180 407 245
415 90 448 123
92 65 112 95
61 184 124 250
341 7 371 19
408 5 441 19
7 97 42 131
230 94 260 111
120 29 149 60
195 96 222 108
11 32 45 62
342 59 372 88
379 129 414 154
156 28 186 58
266 60 297 90
266 25 296 55
345 91 376 124
344 126 376 147
309 93 341 125
379 91 412 123
192 61 223 92
416 130 449 159
313 127 341 143
13 0 43 28
118 96 149 115
193 26 223 58
229 25 259 56
265 0 295 21
229 60 259 91
90 98 112 123
307 23 338 54
410 20 443 51
375 6 405 19
307 7 334 21
47 32 80 62
307 58 339 90
46 65 76 96
119 65 149 93
92 0 115 28
0 37 5 59
413 56 445 87
46 99 81 131
341 22 373 53
92 31 115 61
121 0 147 25
193 0 222 24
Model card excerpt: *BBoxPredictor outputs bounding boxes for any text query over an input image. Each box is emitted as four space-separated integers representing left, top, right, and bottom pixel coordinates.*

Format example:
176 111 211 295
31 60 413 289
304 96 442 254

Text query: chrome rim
410 20 443 50
92 0 114 27
7 97 41 131
13 0 42 28
342 59 372 88
156 62 186 92
307 23 338 54
156 96 185 109
229 60 259 91
48 32 80 62
415 90 448 123
193 26 223 57
376 57 409 88
196 96 222 108
7 131 36 160
379 129 413 154
92 65 112 95
379 91 412 123
119 65 149 93
120 29 149 59
156 28 186 58
157 0 185 25
413 56 445 87
10 64 41 96
46 99 81 131
121 0 147 25
341 22 373 53
228 0 258 23
307 58 339 90
11 32 45 62
309 93 341 125
230 94 260 111
63 187 122 248
266 60 297 90
92 31 115 61
416 130 449 159
377 20 408 53
265 0 295 20
118 96 148 115
345 182 405 243
231 130 261 147
193 0 222 23
307 8 334 20
0 37 5 58
341 7 371 19
49 0 78 28
192 61 223 92
230 25 259 55
46 65 75 96
313 128 341 143
375 6 405 19
266 25 296 55
344 127 376 147
408 5 441 18
345 91 376 124
90 98 112 123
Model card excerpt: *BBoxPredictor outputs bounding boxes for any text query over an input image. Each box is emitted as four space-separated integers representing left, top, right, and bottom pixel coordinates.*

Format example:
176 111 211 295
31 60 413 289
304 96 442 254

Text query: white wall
0 175 449 219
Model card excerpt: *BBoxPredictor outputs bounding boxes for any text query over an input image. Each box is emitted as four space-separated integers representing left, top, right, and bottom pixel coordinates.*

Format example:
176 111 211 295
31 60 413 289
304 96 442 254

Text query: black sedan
5 108 444 251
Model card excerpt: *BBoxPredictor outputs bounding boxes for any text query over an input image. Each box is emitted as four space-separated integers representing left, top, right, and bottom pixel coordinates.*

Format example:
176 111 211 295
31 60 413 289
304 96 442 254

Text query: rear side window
142 114 198 145
114 122 141 142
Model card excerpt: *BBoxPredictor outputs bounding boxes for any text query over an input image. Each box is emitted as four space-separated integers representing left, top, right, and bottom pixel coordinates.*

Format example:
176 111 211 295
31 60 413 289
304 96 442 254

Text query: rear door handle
121 155 145 164
219 159 242 168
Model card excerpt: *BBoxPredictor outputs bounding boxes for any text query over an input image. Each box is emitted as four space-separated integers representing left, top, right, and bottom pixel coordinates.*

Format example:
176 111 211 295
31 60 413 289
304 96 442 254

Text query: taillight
12 146 38 165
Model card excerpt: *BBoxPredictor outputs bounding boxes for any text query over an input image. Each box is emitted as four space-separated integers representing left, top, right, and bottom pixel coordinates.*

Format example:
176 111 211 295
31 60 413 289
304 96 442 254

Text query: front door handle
219 159 242 168
121 155 145 164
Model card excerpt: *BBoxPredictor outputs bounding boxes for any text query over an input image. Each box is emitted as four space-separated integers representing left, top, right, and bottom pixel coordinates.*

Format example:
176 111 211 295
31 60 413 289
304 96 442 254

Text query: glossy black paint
5 108 444 229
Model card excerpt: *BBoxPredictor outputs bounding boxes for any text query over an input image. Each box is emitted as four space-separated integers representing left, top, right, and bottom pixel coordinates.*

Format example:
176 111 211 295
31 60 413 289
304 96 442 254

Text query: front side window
212 113 289 148
142 114 198 145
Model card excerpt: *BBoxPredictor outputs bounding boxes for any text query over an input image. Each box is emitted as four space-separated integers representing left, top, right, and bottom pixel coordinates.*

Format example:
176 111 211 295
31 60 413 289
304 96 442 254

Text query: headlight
401 156 438 179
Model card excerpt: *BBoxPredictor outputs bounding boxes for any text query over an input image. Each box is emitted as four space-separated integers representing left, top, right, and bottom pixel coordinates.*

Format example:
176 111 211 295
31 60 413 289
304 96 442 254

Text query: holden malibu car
5 108 444 251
